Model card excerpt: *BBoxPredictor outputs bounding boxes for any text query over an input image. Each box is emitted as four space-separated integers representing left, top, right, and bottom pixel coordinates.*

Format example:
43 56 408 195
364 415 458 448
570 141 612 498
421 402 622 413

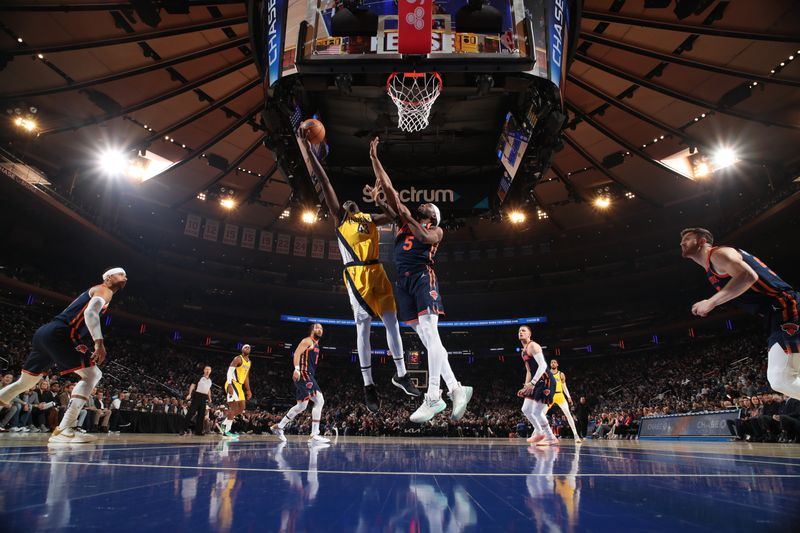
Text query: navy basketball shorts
23 321 93 376
295 374 321 402
394 268 445 323
768 300 800 354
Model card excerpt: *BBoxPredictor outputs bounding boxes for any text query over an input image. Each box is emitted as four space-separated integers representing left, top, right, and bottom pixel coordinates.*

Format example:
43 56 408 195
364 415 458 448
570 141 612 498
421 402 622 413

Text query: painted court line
2 458 800 478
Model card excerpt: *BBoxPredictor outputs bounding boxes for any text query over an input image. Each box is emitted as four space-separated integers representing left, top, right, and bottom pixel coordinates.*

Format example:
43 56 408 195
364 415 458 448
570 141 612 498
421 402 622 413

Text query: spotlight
98 149 129 175
594 196 611 209
536 208 548 220
13 117 37 132
711 147 738 170
624 192 636 199
279 208 291 220
508 211 526 224
196 192 207 201
302 210 317 224
37 53 44 59
220 198 236 209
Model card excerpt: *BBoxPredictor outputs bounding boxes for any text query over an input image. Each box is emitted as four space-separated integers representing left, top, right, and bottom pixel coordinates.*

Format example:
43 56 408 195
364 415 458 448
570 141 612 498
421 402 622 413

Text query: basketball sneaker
48 427 97 444
309 434 330 443
448 384 473 421
270 423 287 442
410 394 447 424
575 437 584 444
364 384 381 414
392 373 422 397
536 438 560 447
222 431 239 440
527 433 545 444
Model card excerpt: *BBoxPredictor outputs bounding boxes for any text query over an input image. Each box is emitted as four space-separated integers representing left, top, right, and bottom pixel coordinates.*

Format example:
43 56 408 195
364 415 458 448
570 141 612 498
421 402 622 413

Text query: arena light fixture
13 116 37 132
710 147 739 170
302 210 317 224
508 210 526 224
220 198 236 210
594 196 611 209
98 149 129 175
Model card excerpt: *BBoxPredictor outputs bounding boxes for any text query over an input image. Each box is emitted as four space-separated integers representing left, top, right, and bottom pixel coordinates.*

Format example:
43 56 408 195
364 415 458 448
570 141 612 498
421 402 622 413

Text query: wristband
294 366 300 371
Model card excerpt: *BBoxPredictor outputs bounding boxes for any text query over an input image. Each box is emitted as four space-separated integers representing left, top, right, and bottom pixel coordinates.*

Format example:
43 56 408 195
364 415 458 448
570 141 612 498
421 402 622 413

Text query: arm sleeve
84 296 107 341
530 350 547 383
227 366 238 383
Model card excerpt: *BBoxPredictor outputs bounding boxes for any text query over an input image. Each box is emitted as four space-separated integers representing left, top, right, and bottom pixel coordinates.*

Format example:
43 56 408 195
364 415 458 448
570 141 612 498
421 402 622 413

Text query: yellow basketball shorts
343 264 397 321
226 381 244 403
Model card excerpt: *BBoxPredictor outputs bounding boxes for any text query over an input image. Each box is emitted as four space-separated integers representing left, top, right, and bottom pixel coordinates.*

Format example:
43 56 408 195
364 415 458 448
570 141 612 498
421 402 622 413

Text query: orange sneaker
536 438 560 447
527 433 545 444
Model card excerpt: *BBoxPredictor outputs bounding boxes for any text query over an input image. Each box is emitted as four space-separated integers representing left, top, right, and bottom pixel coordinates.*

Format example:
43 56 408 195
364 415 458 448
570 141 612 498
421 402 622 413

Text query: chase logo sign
548 0 569 89
265 0 288 87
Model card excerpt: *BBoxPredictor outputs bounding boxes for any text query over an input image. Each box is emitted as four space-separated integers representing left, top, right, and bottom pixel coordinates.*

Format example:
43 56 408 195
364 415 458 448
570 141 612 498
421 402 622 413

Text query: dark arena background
1 0 800 531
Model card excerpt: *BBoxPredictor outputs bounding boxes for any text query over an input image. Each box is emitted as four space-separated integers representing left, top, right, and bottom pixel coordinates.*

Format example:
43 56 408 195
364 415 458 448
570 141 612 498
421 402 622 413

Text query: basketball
300 118 326 144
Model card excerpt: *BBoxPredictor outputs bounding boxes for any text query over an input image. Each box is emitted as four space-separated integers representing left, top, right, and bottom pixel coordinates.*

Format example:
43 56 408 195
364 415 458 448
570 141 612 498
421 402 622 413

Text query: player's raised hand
369 137 380 159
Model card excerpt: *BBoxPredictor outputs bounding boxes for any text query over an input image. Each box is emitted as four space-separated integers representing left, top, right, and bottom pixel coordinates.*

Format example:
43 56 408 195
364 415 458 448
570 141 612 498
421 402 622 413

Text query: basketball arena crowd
1 297 798 444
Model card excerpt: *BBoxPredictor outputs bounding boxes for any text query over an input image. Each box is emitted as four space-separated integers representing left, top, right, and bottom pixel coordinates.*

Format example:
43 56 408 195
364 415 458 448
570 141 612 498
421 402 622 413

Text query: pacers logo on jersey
781 323 799 336
357 222 370 234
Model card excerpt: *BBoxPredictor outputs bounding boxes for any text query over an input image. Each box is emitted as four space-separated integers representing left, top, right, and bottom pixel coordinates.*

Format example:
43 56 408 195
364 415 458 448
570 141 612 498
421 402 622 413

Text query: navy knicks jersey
394 223 438 276
53 290 109 344
707 247 798 322
300 339 320 378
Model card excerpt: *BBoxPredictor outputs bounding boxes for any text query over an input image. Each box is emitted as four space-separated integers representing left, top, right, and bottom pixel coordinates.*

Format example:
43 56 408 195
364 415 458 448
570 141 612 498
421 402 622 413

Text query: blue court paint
0 438 797 532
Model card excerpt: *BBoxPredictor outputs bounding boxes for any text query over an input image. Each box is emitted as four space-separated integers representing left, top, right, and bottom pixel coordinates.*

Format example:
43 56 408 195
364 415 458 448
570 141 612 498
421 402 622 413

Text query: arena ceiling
1 0 799 239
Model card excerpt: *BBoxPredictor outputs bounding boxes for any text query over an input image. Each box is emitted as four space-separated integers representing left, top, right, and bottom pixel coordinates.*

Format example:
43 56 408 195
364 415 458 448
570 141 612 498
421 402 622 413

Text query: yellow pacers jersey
235 355 251 383
337 213 396 318
226 355 251 400
551 371 566 405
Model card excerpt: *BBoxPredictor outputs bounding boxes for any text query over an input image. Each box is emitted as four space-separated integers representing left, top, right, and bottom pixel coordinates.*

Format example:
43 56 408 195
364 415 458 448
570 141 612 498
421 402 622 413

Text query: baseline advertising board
638 410 739 438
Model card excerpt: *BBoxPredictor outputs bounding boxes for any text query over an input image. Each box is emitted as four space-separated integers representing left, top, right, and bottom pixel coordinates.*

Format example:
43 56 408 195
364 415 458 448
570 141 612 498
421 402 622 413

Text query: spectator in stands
575 397 589 439
32 380 57 432
0 373 18 431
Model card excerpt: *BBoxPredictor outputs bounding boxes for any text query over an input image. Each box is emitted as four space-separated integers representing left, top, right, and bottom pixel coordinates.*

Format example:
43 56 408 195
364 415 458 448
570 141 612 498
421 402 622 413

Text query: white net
386 72 442 132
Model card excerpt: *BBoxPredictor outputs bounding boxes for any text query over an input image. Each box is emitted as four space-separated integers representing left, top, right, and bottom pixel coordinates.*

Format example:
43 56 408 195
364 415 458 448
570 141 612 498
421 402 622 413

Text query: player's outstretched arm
692 248 758 317
303 137 342 224
368 184 398 226
370 137 401 212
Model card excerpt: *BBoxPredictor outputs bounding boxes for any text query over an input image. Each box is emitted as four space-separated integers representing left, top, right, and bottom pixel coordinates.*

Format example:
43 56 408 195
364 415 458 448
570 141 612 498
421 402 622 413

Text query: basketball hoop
386 72 442 133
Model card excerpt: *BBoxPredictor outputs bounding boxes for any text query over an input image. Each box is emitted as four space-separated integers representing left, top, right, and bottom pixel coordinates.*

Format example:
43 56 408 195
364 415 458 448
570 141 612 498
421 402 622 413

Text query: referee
184 366 213 436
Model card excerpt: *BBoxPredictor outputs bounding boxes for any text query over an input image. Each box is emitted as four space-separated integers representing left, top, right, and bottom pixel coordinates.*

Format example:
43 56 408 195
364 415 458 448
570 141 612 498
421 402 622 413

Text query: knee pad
76 366 103 387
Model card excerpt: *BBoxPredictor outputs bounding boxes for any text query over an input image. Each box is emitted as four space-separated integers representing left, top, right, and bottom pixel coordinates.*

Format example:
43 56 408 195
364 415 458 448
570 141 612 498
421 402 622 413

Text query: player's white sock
356 317 375 386
533 402 555 440
280 401 309 429
767 343 800 400
417 314 451 394
0 372 42 404
58 367 101 430
382 312 407 378
222 419 233 433
310 393 324 435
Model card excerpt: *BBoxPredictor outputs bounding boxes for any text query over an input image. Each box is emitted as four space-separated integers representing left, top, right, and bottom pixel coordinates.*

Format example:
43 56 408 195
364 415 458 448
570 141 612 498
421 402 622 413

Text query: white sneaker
48 428 98 444
410 394 447 424
271 424 287 442
575 438 584 444
309 434 330 443
448 384 473 421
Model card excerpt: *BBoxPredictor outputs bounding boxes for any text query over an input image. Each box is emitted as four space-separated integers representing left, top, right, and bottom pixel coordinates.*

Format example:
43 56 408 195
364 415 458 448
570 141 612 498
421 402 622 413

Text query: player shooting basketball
300 133 420 414
369 137 473 424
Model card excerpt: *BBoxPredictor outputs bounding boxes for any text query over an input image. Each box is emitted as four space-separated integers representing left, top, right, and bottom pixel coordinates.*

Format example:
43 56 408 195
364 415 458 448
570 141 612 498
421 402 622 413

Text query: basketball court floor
0 434 797 531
